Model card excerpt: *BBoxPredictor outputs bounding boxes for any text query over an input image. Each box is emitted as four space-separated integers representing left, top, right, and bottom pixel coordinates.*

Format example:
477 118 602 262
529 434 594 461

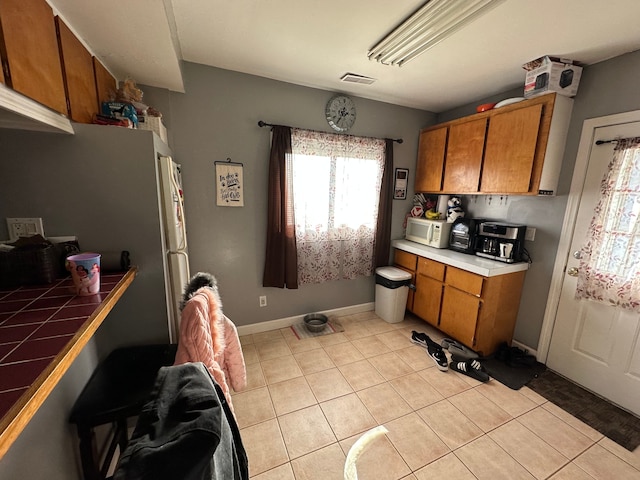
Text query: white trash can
375 266 412 323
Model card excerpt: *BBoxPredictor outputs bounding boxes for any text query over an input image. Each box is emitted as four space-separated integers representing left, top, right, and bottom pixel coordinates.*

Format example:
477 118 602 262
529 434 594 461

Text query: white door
546 120 640 416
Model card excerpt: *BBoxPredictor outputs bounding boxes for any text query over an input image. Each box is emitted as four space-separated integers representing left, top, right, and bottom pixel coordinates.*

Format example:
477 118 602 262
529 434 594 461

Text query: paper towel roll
437 195 450 218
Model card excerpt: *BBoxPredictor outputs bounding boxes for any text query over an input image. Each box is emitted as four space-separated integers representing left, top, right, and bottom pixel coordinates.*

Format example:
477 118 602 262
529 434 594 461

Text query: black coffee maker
474 221 526 263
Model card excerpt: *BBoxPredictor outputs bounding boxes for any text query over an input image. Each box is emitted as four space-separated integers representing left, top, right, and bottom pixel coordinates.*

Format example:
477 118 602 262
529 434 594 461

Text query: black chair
69 344 177 480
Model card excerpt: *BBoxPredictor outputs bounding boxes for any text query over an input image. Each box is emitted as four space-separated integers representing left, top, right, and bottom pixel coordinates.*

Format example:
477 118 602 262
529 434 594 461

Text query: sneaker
410 330 429 348
411 331 448 371
441 338 479 359
450 358 490 382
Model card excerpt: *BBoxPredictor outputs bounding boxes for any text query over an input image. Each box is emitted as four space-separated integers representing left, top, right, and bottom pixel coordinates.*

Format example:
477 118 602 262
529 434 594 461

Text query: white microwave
405 217 452 249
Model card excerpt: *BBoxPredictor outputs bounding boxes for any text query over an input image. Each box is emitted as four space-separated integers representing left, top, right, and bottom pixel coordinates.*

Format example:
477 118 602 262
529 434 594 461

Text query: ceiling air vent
340 73 376 85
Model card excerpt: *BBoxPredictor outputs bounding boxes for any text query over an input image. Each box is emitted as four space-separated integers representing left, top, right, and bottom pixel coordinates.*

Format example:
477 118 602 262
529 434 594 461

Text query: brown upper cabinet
415 92 573 196
56 17 98 123
93 57 117 108
0 0 67 115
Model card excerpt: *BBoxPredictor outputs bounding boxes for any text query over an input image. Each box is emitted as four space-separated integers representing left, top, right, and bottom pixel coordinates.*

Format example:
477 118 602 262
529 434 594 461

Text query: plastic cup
66 253 101 296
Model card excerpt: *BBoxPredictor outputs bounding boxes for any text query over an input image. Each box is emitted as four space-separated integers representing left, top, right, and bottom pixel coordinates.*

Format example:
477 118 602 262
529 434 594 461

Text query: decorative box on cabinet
415 92 573 196
56 17 99 124
0 0 67 115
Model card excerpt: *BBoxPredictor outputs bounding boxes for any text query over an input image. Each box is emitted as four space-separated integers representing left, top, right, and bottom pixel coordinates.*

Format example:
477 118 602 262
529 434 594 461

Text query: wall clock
325 94 356 132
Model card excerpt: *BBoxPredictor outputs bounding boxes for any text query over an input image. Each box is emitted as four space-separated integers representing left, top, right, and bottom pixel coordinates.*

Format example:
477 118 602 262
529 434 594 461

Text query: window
291 128 385 284
576 137 640 312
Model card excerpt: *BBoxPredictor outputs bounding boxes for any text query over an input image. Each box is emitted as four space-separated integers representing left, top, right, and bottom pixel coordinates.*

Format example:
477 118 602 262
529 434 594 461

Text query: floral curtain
291 128 385 284
575 137 640 312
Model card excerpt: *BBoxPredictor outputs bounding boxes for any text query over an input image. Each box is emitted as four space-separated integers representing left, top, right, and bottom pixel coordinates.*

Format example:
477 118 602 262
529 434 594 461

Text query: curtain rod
258 120 403 144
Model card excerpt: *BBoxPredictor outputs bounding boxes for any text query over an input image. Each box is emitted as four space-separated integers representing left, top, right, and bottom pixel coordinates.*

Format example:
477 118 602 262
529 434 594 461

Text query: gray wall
141 62 434 326
434 49 640 349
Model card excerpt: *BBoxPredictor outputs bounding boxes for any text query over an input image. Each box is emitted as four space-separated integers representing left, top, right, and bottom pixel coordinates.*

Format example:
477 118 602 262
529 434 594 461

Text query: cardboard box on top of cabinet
523 56 582 98
138 115 168 144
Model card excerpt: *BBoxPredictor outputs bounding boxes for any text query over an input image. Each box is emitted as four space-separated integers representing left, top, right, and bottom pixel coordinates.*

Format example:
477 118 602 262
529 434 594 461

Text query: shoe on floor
441 338 479 359
411 331 448 371
450 358 490 382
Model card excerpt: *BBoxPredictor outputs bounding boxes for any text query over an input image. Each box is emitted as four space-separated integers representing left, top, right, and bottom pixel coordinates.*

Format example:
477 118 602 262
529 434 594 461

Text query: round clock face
325 95 356 132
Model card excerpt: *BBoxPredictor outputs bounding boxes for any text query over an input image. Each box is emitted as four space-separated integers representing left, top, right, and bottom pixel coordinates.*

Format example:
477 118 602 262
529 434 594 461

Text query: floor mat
290 317 345 339
527 370 640 452
481 356 547 390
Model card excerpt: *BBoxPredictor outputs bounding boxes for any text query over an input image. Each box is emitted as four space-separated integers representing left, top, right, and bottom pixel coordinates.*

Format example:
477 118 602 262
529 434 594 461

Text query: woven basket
0 244 58 289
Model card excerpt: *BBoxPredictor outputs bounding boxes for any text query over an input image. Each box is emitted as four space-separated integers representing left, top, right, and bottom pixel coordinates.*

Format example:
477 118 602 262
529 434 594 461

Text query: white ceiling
48 0 640 113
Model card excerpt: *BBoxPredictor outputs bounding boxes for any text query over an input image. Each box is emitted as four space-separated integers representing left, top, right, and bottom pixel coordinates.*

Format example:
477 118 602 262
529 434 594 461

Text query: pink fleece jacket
173 287 247 410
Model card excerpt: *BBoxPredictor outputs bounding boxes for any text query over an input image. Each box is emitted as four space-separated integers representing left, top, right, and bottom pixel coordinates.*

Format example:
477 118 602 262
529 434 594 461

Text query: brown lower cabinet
394 250 526 356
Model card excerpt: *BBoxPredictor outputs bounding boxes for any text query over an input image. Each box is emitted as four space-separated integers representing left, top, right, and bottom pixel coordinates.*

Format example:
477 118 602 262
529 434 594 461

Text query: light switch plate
525 227 536 241
6 217 44 241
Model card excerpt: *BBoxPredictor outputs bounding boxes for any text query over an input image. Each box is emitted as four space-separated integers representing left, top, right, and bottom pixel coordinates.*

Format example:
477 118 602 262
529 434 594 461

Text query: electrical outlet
525 227 536 241
259 296 267 307
6 218 44 241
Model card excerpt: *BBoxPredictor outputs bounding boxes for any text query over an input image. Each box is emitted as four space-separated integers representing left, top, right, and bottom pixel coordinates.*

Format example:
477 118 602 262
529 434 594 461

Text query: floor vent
340 73 376 85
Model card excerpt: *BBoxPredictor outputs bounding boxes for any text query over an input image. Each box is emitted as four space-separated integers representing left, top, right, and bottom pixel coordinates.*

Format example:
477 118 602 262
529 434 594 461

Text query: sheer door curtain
263 126 393 288
576 137 640 312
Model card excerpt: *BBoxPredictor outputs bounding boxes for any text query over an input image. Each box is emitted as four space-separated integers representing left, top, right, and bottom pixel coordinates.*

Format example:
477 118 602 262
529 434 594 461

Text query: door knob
567 267 579 277
573 251 583 259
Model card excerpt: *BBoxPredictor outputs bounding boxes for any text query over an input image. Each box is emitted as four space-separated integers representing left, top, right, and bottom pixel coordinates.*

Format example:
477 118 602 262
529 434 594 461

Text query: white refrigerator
158 155 190 343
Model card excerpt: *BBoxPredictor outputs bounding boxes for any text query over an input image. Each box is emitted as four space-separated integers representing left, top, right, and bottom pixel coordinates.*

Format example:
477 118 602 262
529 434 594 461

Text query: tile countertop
392 239 530 276
0 268 137 459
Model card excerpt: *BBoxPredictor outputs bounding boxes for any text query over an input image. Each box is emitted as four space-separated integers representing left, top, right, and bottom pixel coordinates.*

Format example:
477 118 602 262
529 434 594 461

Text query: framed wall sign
393 168 409 200
215 159 244 207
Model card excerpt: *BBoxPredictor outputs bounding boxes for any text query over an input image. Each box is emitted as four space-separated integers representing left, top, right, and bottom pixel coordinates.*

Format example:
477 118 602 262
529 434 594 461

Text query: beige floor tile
394 345 433 371
278 404 337 459
489 419 569 479
306 367 353 402
541 401 604 442
340 432 411 480
280 326 297 341
290 443 346 480
316 332 350 347
241 418 289 477
364 318 398 335
413 453 476 480
251 462 296 480
400 475 417 480
233 387 276 428
376 329 413 351
320 393 377 440
456 435 535 480
255 338 292 361
294 348 335 375
338 359 386 391
518 385 548 405
233 386 275 429
548 462 598 480
573 444 640 479
268 376 317 416
475 380 538 417
243 362 266 391
368 351 414 380
598 436 640 471
252 329 285 344
518 407 594 459
260 355 303 385
351 335 391 358
239 334 254 346
286 336 322 354
242 343 259 365
357 383 412 424
418 367 472 398
385 412 450 471
323 341 365 366
390 372 444 410
417 399 483 450
343 324 376 341
448 388 512 432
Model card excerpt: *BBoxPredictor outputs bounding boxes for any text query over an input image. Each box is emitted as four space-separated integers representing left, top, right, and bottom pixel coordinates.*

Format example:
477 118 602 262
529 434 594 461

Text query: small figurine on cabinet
447 196 465 223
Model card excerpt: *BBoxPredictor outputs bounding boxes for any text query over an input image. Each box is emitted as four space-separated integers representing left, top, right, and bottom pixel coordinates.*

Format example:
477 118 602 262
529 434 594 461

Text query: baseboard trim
237 303 375 336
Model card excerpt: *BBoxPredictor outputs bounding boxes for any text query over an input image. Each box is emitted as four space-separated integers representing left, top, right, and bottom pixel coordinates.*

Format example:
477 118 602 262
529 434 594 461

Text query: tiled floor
233 312 640 480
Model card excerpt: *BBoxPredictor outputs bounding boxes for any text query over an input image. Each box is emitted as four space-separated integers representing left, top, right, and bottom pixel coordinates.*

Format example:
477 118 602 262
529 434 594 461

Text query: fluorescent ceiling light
368 0 506 67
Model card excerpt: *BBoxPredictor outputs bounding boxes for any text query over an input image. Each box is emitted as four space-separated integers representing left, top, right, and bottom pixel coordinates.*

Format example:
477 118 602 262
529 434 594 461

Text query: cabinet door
442 118 487 192
0 0 67 114
439 286 481 347
413 274 443 327
93 57 117 108
481 104 544 193
394 250 417 271
56 17 98 123
415 127 447 192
